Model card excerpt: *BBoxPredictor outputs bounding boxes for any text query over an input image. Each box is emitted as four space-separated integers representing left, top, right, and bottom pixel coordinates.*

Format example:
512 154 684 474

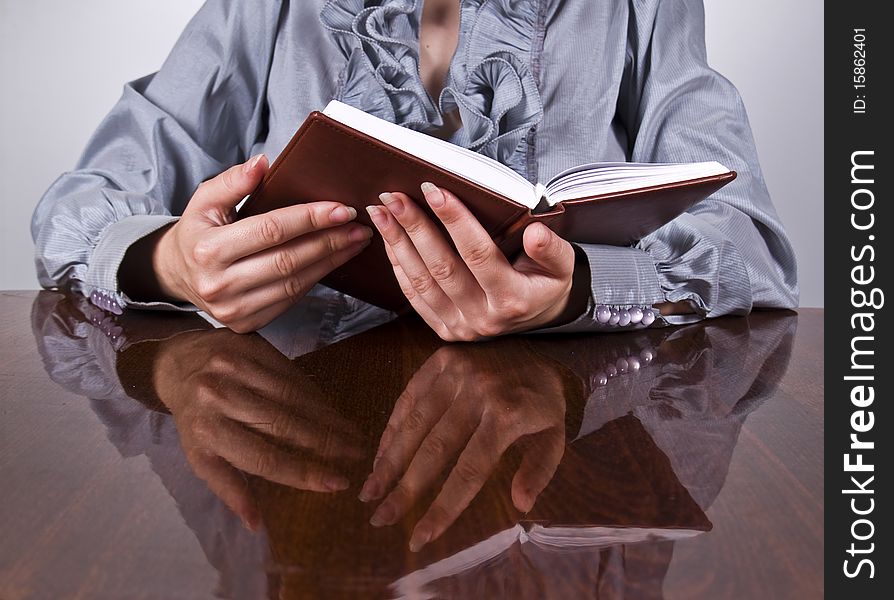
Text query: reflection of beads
595 305 659 329
590 347 657 387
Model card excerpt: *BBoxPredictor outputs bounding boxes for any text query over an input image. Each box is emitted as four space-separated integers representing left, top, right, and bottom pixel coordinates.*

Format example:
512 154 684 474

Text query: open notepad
240 100 737 310
323 100 731 211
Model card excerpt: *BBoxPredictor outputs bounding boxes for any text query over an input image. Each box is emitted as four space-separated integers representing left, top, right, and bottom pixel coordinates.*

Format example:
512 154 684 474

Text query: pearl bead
640 348 654 363
642 309 656 326
593 372 608 387
609 309 620 325
616 358 629 374
618 309 631 326
629 307 643 324
596 305 612 323
605 364 617 377
628 356 641 371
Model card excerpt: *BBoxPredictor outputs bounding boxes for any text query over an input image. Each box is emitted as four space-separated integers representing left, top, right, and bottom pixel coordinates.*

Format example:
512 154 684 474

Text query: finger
520 222 576 279
364 353 450 500
212 239 370 332
419 183 513 292
211 418 351 493
192 377 363 460
186 450 260 530
189 154 269 221
203 201 361 265
369 403 475 529
361 382 454 509
196 337 367 445
510 429 565 513
378 192 483 310
224 223 372 290
408 424 509 551
387 253 450 339
366 204 457 318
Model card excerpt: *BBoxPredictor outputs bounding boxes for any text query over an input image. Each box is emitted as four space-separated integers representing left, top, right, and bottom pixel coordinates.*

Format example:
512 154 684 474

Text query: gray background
0 1 823 306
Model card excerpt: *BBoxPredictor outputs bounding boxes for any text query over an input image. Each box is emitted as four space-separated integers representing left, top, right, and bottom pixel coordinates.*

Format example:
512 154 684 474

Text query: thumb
189 154 269 216
522 222 575 278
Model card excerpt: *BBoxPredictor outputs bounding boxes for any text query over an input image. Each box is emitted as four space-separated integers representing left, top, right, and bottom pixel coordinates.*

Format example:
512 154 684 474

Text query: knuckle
192 239 220 267
206 352 237 374
195 277 225 302
464 243 494 269
420 434 449 462
326 231 342 255
283 274 308 302
494 298 529 322
398 278 418 300
474 321 503 339
427 258 456 283
267 414 292 439
393 479 417 501
211 303 240 325
403 219 427 237
405 407 428 432
252 453 279 477
452 325 479 342
408 272 437 296
273 250 298 278
259 216 286 246
454 460 484 486
307 206 326 231
220 168 239 194
229 321 254 334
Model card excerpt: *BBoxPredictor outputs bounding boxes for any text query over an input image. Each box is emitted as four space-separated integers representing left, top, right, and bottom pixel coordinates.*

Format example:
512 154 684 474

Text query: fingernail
366 205 387 228
409 526 432 552
330 205 357 223
324 475 350 492
379 192 403 216
420 182 444 208
243 153 265 174
358 477 380 502
535 223 551 246
370 501 396 527
349 226 373 243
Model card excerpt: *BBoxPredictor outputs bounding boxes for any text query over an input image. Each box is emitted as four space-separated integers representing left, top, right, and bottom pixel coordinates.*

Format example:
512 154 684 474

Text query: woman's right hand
132 154 372 332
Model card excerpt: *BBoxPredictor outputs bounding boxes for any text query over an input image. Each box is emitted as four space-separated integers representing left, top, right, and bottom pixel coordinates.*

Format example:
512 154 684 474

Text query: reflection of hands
154 330 365 529
358 345 567 551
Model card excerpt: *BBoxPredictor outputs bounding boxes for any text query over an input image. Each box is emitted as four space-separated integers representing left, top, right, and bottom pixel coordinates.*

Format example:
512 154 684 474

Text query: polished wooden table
0 291 823 599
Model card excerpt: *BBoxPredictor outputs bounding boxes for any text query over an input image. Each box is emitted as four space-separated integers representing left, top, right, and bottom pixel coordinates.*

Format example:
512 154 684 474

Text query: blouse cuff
84 215 197 313
530 244 667 334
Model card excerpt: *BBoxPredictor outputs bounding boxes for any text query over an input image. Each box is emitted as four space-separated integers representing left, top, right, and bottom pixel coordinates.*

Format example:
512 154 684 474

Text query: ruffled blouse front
319 0 544 178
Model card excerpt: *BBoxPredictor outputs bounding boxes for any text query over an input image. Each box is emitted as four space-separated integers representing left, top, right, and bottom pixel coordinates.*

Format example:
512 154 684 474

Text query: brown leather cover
239 111 736 311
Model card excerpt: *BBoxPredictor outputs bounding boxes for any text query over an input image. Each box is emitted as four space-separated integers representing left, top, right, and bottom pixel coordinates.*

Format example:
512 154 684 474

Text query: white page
544 161 730 204
323 101 537 208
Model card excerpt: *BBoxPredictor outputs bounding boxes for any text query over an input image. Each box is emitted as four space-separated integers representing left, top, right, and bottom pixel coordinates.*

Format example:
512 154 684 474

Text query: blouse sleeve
31 0 284 311
540 0 798 333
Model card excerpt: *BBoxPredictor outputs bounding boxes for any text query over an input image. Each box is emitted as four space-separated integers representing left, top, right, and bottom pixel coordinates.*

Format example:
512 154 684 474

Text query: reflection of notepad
391 522 704 599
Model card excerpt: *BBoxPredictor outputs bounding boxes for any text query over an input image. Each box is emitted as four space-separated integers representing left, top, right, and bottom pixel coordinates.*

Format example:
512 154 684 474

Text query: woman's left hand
366 183 579 341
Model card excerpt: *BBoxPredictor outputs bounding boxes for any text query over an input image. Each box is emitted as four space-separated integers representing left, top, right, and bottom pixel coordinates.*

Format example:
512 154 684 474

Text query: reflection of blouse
31 0 798 331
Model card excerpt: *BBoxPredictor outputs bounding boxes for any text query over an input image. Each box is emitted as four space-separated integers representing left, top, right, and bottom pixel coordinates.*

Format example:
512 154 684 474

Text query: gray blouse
31 0 799 332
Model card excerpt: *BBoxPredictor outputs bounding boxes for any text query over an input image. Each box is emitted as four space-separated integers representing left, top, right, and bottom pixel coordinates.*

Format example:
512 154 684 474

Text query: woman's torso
254 0 632 186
